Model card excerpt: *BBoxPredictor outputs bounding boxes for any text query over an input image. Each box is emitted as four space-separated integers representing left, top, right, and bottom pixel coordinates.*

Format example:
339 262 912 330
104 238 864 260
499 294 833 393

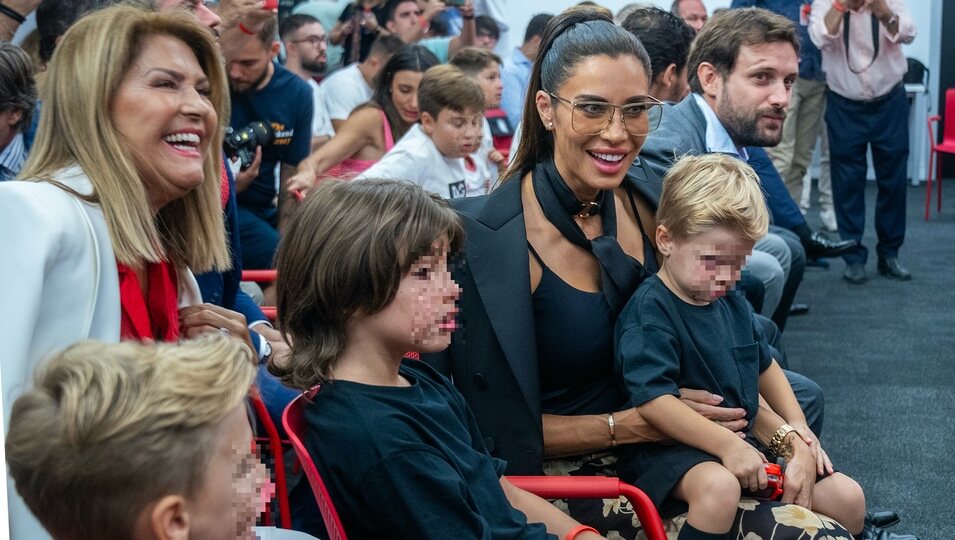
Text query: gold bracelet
769 423 796 457
607 412 618 448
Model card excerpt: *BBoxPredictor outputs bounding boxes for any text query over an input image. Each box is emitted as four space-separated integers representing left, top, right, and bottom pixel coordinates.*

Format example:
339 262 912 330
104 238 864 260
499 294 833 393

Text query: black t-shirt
338 2 389 64
615 275 774 429
230 64 312 213
299 360 557 540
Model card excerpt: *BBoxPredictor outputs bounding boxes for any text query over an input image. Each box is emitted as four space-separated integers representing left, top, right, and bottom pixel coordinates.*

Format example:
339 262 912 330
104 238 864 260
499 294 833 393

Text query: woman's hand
778 433 816 508
679 388 748 436
718 438 768 492
287 165 318 195
179 304 257 362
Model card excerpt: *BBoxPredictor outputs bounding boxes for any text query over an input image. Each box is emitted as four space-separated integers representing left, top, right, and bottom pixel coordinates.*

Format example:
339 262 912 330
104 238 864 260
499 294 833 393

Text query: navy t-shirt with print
296 360 557 540
230 64 313 214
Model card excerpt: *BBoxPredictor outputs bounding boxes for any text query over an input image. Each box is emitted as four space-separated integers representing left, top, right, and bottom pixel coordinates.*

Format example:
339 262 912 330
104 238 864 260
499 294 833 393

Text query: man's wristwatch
261 339 273 362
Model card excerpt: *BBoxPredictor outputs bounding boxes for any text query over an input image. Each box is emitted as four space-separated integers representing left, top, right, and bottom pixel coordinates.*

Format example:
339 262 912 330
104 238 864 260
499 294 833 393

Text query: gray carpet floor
785 179 955 539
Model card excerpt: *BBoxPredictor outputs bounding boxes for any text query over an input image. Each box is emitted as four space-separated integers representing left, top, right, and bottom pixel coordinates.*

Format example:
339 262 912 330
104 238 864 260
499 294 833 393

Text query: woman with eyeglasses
422 7 850 540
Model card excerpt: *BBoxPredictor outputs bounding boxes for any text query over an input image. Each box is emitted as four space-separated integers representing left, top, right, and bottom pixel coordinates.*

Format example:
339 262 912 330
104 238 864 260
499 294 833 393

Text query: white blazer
0 165 201 539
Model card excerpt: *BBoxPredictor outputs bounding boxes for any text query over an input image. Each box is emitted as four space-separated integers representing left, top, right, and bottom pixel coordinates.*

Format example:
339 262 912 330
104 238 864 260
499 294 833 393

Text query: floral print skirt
543 452 852 540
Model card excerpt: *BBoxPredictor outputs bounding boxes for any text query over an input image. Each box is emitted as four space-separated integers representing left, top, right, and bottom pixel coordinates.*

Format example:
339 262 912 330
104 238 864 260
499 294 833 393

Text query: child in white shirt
357 65 491 199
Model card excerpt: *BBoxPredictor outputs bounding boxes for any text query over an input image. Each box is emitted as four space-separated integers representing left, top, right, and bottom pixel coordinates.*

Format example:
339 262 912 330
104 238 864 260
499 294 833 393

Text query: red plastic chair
925 88 955 220
249 392 292 529
281 392 667 540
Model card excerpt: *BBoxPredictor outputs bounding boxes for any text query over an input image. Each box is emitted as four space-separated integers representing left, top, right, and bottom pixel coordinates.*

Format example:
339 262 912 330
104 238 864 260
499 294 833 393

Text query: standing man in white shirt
281 14 335 151
809 0 915 284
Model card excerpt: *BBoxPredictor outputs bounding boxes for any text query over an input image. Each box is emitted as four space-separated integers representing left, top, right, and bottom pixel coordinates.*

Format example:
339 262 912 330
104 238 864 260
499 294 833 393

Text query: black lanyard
843 11 880 75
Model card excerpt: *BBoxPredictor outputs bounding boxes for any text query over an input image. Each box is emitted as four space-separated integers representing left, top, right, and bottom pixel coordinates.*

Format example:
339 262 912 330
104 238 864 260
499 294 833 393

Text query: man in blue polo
224 14 313 272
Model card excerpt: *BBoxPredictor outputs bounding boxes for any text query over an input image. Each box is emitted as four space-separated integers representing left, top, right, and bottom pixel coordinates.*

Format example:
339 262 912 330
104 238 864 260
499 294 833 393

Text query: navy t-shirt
230 64 312 213
614 274 774 430
298 360 556 540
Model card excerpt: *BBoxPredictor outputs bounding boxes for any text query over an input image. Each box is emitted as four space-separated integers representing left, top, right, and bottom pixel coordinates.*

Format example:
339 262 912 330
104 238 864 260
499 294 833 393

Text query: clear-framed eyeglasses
547 92 663 136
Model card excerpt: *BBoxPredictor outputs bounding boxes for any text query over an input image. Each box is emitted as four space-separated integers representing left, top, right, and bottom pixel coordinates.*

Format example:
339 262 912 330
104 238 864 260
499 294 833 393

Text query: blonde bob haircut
19 4 230 272
5 334 255 540
657 153 769 242
271 178 463 390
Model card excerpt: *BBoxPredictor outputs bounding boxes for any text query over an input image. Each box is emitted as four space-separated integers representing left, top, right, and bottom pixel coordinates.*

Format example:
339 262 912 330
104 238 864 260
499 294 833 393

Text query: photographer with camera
222 13 313 276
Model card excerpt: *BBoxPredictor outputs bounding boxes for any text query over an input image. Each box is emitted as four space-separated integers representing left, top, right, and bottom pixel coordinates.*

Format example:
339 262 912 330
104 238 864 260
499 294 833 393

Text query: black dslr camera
224 121 274 170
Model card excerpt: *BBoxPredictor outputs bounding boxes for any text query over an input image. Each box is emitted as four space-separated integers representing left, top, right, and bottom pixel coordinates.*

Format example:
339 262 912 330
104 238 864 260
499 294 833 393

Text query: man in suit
635 7 855 330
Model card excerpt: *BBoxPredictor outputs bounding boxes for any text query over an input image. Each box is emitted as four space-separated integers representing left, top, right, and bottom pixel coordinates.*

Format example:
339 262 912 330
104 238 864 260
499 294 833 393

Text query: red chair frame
925 88 955 220
242 270 278 321
281 393 667 540
249 392 292 529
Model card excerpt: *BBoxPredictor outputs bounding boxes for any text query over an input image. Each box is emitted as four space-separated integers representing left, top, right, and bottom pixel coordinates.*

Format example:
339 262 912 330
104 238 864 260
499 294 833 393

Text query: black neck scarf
532 158 649 316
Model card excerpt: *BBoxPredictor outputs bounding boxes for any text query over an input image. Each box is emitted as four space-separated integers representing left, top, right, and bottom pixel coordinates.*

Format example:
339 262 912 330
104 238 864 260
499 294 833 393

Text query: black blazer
422 160 662 474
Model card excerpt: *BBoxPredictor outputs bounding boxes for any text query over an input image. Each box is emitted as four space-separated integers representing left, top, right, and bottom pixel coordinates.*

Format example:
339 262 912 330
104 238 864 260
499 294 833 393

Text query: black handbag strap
843 11 880 75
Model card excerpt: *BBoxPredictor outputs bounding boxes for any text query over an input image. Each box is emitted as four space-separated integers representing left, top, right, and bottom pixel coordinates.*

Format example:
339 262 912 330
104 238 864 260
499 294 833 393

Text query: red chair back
942 88 955 146
249 393 292 529
282 392 349 540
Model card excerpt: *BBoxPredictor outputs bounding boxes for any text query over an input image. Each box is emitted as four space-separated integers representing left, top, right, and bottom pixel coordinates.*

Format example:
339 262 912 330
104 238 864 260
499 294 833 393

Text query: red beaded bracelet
832 0 847 13
565 525 599 540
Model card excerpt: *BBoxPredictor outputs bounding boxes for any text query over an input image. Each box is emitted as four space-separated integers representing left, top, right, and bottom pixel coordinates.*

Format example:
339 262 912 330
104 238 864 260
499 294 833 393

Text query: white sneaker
819 208 838 233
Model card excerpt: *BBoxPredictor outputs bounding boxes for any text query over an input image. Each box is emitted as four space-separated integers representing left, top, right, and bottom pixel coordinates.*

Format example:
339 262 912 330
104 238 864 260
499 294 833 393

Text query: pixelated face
677 0 708 32
289 22 328 74
536 54 650 196
156 0 221 32
187 405 269 540
224 36 276 94
110 34 216 210
658 226 755 305
390 70 424 123
714 42 797 147
387 0 422 43
373 240 461 353
422 108 484 159
475 62 503 109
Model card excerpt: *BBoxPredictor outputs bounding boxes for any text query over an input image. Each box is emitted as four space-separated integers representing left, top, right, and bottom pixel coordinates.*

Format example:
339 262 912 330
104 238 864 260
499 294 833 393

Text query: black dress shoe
789 302 809 315
803 231 858 259
864 524 919 540
877 257 912 281
867 510 902 529
843 262 866 284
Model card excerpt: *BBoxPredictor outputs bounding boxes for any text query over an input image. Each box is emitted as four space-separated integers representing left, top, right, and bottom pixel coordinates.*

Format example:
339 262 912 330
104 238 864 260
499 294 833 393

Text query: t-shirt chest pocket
731 342 760 419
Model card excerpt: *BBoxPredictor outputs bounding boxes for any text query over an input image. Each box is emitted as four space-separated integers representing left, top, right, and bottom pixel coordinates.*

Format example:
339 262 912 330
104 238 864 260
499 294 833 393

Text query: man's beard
717 86 786 147
230 63 271 94
301 57 327 75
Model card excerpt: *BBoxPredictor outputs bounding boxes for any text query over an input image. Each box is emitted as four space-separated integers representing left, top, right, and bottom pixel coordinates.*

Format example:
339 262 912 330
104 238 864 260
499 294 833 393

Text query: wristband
238 22 256 35
831 0 847 13
607 412 617 448
462 15 475 20
565 525 599 540
0 3 25 24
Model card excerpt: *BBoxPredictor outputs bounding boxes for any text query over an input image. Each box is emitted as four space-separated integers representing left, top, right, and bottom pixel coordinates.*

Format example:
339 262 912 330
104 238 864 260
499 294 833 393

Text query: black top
530 244 620 416
531 188 659 417
300 360 556 540
615 275 774 429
